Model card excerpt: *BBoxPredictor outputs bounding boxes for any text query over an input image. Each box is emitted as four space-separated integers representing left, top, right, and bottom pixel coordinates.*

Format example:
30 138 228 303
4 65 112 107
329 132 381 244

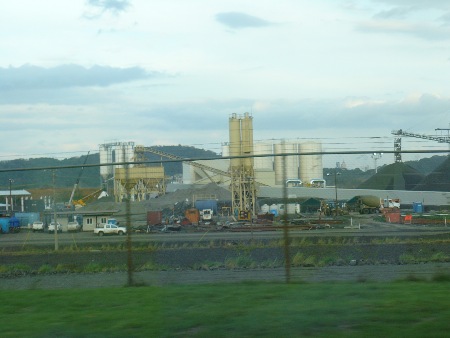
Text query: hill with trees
0 147 446 194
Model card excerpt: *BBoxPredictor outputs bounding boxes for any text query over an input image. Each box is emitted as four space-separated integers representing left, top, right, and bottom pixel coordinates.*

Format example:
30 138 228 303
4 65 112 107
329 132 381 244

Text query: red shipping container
385 212 401 223
147 211 163 225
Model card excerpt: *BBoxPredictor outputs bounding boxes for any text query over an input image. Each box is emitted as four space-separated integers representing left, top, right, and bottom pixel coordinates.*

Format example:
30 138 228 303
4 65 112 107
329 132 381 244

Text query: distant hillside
0 146 219 191
0 149 445 192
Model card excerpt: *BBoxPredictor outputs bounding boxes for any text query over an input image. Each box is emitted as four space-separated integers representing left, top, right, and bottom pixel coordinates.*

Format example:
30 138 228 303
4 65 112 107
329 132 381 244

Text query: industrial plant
1 114 449 233
93 113 329 219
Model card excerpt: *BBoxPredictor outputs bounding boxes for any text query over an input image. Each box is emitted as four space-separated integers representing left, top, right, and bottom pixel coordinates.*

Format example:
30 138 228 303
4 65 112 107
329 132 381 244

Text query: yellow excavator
72 188 109 208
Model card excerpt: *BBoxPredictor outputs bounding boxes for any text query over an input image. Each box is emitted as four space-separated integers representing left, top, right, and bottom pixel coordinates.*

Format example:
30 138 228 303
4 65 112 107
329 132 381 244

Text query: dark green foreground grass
1 281 449 337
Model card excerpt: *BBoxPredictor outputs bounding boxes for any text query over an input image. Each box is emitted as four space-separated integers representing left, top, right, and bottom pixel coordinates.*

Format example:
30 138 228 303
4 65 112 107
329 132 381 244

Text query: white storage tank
299 141 323 184
260 203 270 214
269 204 279 216
253 142 273 171
99 144 113 179
221 143 230 157
274 141 299 185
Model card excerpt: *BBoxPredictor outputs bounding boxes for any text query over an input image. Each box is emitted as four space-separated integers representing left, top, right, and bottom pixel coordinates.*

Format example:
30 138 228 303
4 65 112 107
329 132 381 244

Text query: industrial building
92 115 449 225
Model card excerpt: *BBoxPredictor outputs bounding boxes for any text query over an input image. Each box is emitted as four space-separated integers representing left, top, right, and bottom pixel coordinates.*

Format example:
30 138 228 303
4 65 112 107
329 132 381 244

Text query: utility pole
53 170 59 251
8 178 14 215
326 168 340 218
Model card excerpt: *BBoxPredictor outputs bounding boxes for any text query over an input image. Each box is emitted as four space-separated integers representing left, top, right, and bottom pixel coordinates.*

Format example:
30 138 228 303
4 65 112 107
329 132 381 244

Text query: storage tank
123 142 135 165
269 204 279 216
274 141 299 185
260 203 270 213
253 142 273 171
229 114 242 170
99 144 113 179
241 112 254 171
299 141 323 183
115 144 125 168
221 143 230 157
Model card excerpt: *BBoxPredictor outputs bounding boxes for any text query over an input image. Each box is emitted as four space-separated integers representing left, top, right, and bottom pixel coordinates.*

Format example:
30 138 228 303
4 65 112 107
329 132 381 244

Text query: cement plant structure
229 113 257 219
98 117 325 207
99 142 166 202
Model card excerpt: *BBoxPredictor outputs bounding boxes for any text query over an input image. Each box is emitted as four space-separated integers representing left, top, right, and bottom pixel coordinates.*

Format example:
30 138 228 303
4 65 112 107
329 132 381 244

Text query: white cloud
215 12 274 29
0 0 448 162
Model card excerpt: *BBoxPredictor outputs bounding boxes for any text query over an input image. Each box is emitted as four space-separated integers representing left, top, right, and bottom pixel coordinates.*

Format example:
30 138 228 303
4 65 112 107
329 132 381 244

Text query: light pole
8 178 14 215
326 169 340 217
372 153 383 173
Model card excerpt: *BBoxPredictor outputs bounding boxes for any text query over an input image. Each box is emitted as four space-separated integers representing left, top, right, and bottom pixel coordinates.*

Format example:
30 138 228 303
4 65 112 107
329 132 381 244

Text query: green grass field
1 280 449 337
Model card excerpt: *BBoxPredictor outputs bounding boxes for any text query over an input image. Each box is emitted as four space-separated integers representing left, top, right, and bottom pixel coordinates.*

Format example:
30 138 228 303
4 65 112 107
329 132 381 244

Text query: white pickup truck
94 223 127 236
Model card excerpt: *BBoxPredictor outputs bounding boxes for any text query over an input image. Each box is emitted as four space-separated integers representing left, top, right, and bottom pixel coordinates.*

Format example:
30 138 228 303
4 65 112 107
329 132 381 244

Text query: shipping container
147 210 163 225
194 200 218 214
185 208 200 224
15 212 40 228
0 218 9 233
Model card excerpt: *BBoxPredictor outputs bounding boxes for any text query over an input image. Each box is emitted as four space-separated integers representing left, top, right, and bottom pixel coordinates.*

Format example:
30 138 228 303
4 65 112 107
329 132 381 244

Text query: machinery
346 195 382 214
66 152 90 209
72 188 108 208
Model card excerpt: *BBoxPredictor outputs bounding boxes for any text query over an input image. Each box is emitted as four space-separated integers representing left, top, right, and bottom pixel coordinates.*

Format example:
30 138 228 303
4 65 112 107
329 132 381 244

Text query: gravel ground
1 263 449 290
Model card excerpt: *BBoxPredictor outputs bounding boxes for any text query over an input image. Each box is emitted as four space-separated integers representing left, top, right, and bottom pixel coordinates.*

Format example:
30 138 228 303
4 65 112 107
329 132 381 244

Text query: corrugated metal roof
0 190 31 196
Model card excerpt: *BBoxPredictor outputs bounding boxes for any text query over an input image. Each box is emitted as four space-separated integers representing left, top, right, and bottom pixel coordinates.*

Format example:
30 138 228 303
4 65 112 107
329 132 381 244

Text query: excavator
72 188 109 208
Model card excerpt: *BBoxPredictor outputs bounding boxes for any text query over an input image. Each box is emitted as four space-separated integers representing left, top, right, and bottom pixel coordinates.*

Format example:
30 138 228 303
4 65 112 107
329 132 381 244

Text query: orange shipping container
185 208 200 224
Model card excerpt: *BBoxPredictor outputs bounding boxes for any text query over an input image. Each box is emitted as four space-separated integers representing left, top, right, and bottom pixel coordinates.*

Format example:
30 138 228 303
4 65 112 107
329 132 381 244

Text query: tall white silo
123 142 135 167
274 141 299 185
114 144 125 168
99 144 113 179
221 143 230 157
299 141 323 183
253 142 273 171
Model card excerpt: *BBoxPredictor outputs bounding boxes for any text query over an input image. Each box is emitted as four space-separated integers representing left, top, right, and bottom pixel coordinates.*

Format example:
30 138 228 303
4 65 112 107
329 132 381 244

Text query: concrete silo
253 141 273 171
241 112 254 173
99 144 113 181
99 141 136 196
229 114 242 172
299 141 323 184
274 141 299 185
228 113 256 219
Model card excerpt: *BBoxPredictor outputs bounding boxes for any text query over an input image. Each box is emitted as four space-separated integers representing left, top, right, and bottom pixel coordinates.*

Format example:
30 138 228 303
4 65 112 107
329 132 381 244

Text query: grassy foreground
1 281 449 337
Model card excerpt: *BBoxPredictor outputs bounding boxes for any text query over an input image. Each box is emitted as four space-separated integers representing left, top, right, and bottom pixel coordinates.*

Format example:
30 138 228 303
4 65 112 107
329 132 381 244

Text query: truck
347 195 381 214
200 209 213 222
381 198 401 209
94 223 127 236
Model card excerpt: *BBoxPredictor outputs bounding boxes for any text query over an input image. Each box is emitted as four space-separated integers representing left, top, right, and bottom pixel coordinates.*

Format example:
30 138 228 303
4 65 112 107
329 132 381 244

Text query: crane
391 129 450 144
391 128 450 162
67 152 90 207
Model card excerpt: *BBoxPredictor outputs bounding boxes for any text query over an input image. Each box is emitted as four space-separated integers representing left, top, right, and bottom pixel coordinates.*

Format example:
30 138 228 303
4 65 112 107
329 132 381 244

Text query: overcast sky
0 0 449 168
